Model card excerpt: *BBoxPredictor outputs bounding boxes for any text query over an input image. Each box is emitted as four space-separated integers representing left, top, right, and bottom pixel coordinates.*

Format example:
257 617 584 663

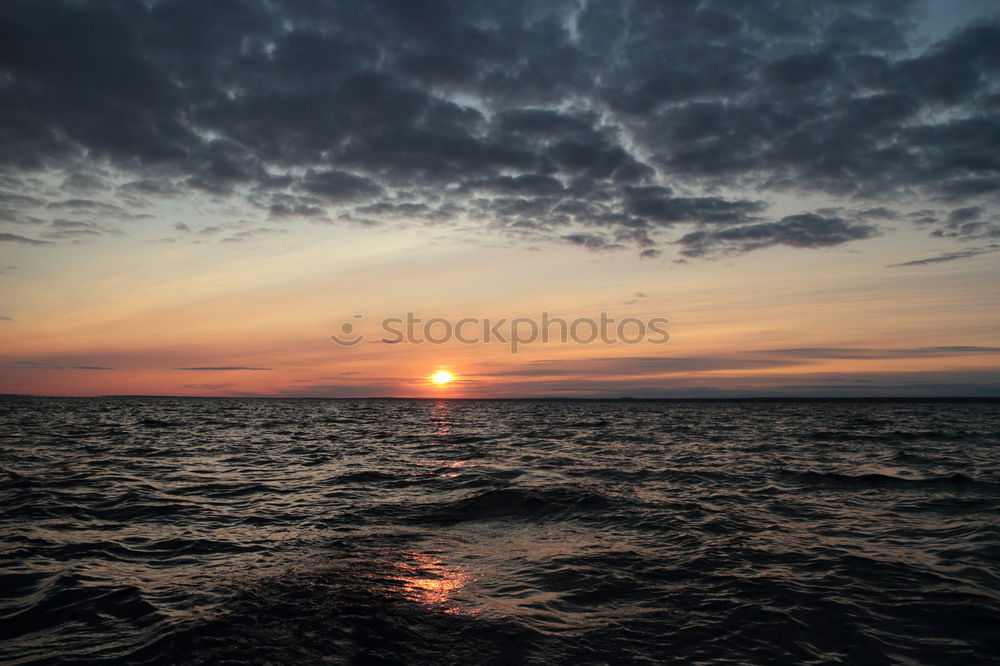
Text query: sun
431 370 454 385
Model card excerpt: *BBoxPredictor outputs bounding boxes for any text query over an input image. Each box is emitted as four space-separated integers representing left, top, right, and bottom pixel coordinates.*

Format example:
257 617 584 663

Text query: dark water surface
1 398 998 664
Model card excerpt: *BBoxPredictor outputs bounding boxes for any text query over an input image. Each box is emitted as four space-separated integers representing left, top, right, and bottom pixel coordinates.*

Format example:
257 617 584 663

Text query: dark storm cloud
298 170 383 203
623 187 767 226
0 0 998 258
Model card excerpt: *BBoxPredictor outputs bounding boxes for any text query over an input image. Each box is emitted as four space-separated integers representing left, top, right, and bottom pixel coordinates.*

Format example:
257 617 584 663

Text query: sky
1 0 999 398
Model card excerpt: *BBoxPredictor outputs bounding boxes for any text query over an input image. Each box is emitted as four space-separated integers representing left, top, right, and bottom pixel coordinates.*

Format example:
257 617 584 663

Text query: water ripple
1 397 998 663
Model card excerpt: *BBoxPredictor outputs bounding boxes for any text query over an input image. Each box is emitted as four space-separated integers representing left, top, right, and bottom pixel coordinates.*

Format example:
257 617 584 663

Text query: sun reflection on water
369 403 479 615
386 551 478 615
430 401 452 441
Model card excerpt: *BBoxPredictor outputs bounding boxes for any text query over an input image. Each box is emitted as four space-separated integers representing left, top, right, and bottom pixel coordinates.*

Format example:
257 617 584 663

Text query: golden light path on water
389 552 477 615
374 400 480 616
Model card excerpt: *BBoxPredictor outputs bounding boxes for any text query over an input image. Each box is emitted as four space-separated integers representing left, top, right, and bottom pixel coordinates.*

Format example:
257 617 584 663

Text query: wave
781 470 986 489
2 397 999 664
417 485 616 523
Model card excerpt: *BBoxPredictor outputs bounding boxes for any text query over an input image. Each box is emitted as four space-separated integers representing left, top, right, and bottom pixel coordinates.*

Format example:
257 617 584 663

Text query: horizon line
2 394 998 403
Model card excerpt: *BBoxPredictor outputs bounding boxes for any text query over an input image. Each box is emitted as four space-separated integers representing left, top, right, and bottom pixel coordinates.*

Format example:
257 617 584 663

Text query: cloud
298 169 383 202
471 346 1000 384
42 219 123 241
174 366 272 371
268 199 328 219
623 187 766 226
0 0 997 258
60 172 109 192
11 360 115 369
562 233 624 251
476 355 802 378
219 227 288 243
676 214 879 257
759 346 1000 359
0 232 53 245
927 206 1000 241
889 244 1000 266
0 191 44 208
45 198 133 218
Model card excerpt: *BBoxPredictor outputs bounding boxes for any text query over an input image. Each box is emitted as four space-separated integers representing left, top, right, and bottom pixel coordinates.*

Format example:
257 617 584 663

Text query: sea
1 397 998 664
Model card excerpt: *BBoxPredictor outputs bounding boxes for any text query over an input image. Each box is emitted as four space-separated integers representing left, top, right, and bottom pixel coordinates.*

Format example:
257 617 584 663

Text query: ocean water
1 398 998 664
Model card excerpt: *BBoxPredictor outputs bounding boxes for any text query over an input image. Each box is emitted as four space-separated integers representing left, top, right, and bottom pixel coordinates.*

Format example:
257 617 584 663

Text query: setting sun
431 371 454 385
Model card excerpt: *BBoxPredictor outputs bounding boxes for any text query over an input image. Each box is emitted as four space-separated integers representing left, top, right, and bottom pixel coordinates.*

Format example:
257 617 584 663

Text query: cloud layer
1 0 998 259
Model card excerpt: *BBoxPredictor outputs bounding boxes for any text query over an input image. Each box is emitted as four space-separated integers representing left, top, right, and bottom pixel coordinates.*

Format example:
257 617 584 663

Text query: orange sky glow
1 0 998 398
